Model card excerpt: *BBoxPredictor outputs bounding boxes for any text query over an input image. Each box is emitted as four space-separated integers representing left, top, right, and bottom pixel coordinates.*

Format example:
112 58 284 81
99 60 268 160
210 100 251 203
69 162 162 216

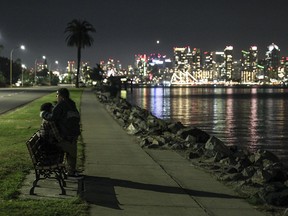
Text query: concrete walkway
80 89 266 216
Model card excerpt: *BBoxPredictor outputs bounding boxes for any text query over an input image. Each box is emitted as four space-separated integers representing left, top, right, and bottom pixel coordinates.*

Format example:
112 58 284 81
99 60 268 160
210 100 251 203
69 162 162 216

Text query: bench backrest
26 132 41 165
26 131 64 166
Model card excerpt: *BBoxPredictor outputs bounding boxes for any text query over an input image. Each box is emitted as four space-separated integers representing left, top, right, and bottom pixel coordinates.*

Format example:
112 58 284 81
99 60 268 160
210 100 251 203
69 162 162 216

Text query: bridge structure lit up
170 69 198 85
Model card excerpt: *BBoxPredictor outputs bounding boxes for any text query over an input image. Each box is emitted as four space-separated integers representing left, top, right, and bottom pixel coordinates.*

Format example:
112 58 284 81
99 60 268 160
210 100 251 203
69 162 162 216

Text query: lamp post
49 60 59 71
10 45 25 87
34 59 37 86
21 64 26 87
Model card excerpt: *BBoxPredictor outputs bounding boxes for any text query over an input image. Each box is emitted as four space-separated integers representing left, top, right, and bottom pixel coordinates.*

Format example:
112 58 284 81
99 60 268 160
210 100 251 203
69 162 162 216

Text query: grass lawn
0 88 88 216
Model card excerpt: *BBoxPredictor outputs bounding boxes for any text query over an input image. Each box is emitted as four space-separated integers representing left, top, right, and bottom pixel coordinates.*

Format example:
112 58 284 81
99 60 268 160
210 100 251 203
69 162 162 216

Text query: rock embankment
97 93 288 209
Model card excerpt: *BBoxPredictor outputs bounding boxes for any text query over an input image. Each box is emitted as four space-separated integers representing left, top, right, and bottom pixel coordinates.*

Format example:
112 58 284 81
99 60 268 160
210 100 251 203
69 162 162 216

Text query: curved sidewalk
80 89 265 216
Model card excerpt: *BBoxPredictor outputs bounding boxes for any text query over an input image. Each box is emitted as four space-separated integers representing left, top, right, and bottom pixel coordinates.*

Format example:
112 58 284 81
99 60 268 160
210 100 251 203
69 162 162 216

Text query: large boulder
146 114 168 130
167 121 185 134
241 166 256 178
249 150 279 166
130 106 150 120
263 162 287 182
134 118 148 130
177 127 210 143
251 170 274 185
126 123 141 135
140 135 166 148
204 136 232 159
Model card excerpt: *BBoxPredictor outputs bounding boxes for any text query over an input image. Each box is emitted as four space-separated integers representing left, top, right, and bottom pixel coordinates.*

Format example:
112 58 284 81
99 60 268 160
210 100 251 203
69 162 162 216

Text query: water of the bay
126 86 288 164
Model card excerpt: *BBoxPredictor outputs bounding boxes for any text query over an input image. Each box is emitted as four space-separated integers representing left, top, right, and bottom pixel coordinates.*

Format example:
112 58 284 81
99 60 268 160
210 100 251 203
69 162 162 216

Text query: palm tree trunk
76 46 81 88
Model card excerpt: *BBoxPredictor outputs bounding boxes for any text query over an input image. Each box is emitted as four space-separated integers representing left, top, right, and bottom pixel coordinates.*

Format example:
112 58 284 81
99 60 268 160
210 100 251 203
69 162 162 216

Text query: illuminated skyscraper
213 51 225 80
147 53 172 69
135 54 148 76
203 51 213 80
191 48 202 80
67 61 76 73
173 47 192 69
280 57 288 78
224 46 233 80
241 50 250 82
134 53 172 84
106 58 117 77
266 43 280 80
241 46 258 83
81 61 90 80
250 46 258 75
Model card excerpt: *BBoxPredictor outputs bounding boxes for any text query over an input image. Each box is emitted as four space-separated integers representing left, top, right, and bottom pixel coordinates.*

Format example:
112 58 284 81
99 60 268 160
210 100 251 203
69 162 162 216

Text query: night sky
0 0 287 70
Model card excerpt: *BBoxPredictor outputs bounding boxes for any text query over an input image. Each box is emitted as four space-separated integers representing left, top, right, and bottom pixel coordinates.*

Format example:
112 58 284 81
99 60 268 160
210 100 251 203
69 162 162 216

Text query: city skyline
0 0 288 69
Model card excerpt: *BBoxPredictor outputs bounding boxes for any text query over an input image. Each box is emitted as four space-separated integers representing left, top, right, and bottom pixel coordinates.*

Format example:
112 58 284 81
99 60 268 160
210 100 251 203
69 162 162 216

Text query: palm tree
65 19 96 88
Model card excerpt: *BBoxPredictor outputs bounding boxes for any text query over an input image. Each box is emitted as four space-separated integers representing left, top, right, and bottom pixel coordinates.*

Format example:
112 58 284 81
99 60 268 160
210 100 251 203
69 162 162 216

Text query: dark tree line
0 56 22 86
89 64 103 81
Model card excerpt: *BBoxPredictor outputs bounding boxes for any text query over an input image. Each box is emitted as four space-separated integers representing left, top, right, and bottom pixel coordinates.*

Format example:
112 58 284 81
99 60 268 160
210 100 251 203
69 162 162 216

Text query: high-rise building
191 48 202 80
202 51 213 80
213 51 225 81
266 43 280 80
241 50 250 82
224 46 233 80
67 61 76 73
241 46 258 83
81 61 91 79
280 57 288 78
147 53 172 69
135 54 148 76
257 59 266 80
250 46 258 77
98 58 122 77
35 57 48 72
173 47 192 70
134 53 172 83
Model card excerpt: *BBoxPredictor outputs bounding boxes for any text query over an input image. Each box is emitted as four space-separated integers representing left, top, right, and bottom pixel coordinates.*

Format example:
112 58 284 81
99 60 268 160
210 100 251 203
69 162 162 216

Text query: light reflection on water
126 87 288 163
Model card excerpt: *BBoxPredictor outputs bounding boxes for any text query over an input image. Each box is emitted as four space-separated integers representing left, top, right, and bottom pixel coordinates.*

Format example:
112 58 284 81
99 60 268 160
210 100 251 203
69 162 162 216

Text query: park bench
26 131 67 195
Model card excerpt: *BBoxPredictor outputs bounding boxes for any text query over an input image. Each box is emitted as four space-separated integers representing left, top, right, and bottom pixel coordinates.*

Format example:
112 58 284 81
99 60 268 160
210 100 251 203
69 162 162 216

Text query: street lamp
10 45 25 87
49 60 59 71
34 59 37 86
21 64 26 87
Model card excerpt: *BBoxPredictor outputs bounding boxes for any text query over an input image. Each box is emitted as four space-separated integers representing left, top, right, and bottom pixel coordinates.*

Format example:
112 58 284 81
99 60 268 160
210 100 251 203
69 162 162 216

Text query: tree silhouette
65 19 96 87
89 64 103 81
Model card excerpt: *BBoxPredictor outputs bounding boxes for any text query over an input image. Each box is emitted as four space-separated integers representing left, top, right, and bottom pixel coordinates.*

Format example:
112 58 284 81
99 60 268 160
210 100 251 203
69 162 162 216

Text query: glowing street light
10 45 25 87
49 60 59 71
21 64 26 87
